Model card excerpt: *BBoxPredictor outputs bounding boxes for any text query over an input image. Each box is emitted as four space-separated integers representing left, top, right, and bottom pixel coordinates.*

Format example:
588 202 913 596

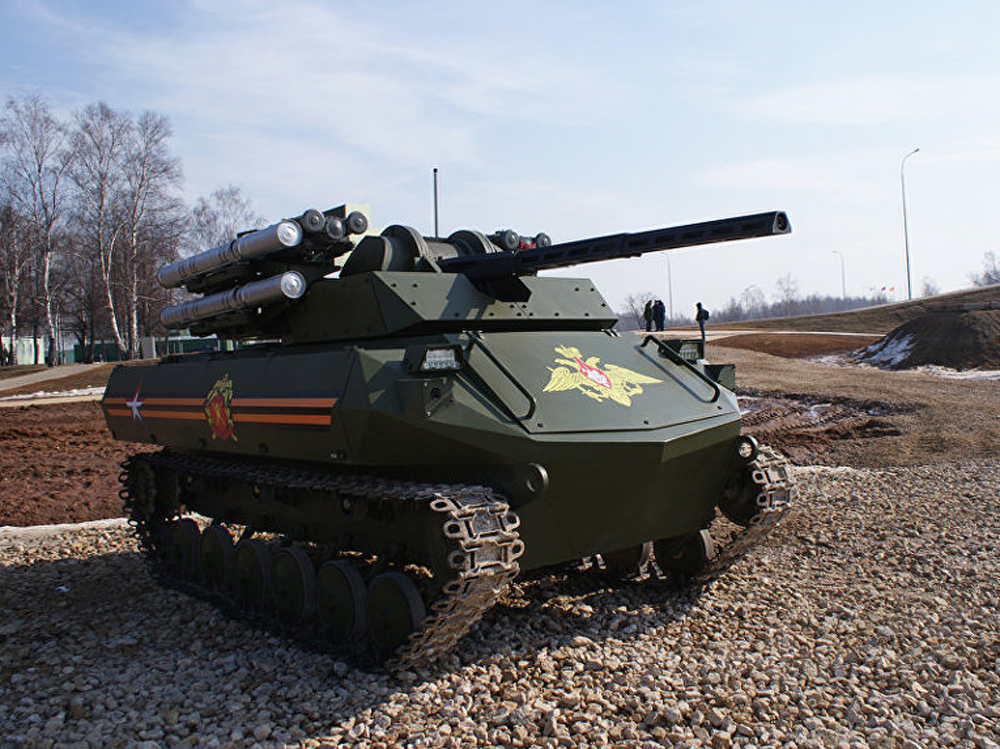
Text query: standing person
695 302 710 342
652 299 666 332
643 300 654 332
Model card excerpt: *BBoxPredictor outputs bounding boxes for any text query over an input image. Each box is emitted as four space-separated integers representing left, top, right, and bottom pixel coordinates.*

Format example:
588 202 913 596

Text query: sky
2 0 999 320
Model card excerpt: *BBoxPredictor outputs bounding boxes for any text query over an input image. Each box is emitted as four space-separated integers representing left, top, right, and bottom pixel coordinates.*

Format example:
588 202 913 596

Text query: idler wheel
167 518 202 579
201 525 236 592
234 538 273 608
272 546 317 621
366 571 426 655
600 542 651 579
654 529 714 583
719 467 761 527
316 560 367 640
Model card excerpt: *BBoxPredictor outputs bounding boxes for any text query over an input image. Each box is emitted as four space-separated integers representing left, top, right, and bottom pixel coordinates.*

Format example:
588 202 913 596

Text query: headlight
406 344 462 372
737 435 759 462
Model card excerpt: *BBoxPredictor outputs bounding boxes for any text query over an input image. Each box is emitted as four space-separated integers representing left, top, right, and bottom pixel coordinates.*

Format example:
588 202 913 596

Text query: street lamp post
832 250 846 300
665 255 674 320
432 167 440 238
900 147 919 301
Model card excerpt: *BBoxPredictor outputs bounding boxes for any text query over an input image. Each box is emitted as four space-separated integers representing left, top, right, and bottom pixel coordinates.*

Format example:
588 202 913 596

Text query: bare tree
775 273 799 303
60 244 108 362
0 95 75 364
920 276 940 297
190 184 264 250
117 111 183 358
0 203 31 364
971 251 1000 287
70 102 132 358
740 285 767 319
619 291 656 330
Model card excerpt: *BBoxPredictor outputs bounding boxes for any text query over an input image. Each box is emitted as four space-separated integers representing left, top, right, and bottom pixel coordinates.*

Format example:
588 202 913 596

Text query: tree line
620 255 1000 331
618 275 893 331
0 94 261 365
971 251 1000 287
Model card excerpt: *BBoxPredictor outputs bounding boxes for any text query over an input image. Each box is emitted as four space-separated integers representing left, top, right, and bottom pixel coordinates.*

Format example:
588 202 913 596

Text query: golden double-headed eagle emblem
542 345 661 406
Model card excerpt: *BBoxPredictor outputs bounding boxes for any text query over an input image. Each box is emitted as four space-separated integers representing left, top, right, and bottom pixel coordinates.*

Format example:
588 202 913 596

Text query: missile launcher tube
157 220 304 289
160 271 307 329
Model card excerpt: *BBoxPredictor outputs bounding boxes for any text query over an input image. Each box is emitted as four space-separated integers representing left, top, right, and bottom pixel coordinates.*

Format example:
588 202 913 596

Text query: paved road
0 364 100 393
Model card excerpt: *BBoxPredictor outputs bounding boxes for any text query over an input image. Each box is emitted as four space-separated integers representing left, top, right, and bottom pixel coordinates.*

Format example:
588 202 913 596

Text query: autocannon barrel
438 211 790 280
160 271 307 329
157 220 304 289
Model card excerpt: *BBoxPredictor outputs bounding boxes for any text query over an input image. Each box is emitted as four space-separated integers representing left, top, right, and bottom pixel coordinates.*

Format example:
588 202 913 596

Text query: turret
158 206 790 342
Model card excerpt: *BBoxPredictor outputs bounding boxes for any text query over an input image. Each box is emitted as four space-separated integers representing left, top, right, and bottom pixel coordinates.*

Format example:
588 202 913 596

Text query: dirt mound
857 309 1000 370
715 333 880 359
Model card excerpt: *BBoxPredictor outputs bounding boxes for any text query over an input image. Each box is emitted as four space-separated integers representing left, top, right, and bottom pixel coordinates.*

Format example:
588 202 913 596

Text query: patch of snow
858 334 914 367
0 386 105 401
808 353 857 367
806 404 833 420
737 395 761 416
809 352 1000 379
912 365 1000 380
0 517 128 541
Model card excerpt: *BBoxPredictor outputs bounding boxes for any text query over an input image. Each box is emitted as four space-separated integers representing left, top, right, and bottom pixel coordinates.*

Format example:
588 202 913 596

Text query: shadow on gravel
469 563 709 658
1 545 718 745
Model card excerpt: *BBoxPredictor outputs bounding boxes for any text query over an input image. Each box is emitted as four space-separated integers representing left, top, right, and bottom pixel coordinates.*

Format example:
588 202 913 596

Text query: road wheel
366 571 426 655
719 467 760 527
234 538 273 608
316 560 367 640
654 529 714 583
201 525 235 592
167 518 202 579
273 545 317 621
600 542 651 579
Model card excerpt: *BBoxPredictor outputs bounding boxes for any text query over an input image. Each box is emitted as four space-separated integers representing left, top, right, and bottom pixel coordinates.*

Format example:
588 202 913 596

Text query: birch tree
190 184 263 249
0 203 31 364
70 102 131 357
118 111 182 358
0 95 74 364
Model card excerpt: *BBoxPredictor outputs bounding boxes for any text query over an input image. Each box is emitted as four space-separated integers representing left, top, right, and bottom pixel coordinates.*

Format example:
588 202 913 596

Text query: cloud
742 76 1000 126
918 136 1000 166
18 0 608 174
693 157 887 207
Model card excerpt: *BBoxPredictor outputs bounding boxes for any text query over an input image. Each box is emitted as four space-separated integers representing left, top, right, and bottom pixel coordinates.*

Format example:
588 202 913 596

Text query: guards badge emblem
204 373 238 441
542 345 661 406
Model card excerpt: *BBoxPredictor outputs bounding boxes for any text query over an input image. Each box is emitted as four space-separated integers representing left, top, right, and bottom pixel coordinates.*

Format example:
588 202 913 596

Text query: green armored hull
103 206 795 668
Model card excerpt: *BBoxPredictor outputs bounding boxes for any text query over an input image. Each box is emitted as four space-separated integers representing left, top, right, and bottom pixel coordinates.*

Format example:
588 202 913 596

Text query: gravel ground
2 463 999 749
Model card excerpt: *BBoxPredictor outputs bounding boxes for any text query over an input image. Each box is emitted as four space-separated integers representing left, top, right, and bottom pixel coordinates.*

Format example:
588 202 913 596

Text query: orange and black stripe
103 395 338 430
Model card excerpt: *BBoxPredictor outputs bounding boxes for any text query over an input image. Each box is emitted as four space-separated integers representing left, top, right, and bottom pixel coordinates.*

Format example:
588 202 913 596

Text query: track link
119 450 523 671
701 443 795 582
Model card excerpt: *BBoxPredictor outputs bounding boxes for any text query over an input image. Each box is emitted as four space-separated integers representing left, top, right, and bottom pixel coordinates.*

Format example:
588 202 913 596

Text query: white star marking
126 385 144 422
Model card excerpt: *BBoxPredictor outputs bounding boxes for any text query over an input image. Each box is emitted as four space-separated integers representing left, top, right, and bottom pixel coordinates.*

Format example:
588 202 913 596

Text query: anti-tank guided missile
160 271 306 329
158 209 369 290
158 221 304 289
